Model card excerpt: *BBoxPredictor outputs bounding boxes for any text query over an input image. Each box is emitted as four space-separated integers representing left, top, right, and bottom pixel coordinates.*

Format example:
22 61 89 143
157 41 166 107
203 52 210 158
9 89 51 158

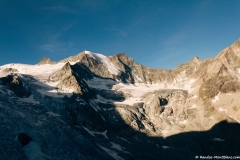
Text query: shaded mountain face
0 39 240 159
0 75 31 98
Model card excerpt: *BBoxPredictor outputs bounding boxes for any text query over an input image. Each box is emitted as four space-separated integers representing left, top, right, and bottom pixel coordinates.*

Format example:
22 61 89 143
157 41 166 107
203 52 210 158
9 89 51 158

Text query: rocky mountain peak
229 38 240 55
114 53 135 65
192 56 201 63
59 51 85 63
62 62 72 71
231 38 240 47
37 57 55 65
49 62 82 94
215 39 240 60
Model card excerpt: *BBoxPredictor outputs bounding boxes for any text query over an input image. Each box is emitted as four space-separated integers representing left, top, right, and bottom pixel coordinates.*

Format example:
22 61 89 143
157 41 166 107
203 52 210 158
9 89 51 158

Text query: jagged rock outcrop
2 68 19 73
109 53 174 84
50 62 96 98
207 39 240 78
172 56 204 79
143 94 164 117
59 51 86 63
196 39 240 106
79 53 115 79
50 62 82 94
199 75 240 104
60 51 120 81
0 75 31 98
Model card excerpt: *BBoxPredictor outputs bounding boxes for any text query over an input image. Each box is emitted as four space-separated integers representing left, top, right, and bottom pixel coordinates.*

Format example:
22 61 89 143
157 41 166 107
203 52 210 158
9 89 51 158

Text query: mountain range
0 39 240 159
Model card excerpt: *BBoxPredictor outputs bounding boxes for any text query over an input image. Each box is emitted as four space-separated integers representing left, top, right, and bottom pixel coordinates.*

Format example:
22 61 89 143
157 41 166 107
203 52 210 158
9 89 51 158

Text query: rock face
60 51 119 80
109 53 174 83
50 62 82 94
50 62 96 97
0 75 31 98
0 39 240 159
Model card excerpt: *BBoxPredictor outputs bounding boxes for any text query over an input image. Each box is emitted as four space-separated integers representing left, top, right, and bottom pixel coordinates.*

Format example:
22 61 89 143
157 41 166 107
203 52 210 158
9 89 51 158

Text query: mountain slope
0 39 240 159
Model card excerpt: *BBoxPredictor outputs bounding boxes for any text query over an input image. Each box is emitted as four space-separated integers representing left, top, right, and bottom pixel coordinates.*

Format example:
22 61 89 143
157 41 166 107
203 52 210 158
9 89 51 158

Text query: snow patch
0 63 65 79
211 138 225 141
218 108 227 112
162 145 171 149
190 104 197 109
212 94 219 103
189 95 198 99
113 97 143 105
179 120 187 124
116 136 133 144
135 75 142 82
46 111 61 117
87 76 197 106
82 126 108 139
228 116 240 123
100 114 106 121
110 142 131 155
37 89 72 98
18 95 40 104
97 144 124 160
161 130 168 137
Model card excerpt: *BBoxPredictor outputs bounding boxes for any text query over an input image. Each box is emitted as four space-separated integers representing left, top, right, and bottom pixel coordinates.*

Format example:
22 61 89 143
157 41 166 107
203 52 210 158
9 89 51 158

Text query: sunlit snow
85 51 121 75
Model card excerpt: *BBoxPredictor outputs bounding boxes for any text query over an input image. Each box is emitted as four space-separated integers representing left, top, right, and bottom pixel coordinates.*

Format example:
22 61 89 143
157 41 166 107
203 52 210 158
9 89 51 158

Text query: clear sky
1 0 240 69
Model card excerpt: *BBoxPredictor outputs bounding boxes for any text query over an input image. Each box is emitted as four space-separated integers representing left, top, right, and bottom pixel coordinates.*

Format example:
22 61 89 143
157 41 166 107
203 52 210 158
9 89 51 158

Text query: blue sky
1 0 240 69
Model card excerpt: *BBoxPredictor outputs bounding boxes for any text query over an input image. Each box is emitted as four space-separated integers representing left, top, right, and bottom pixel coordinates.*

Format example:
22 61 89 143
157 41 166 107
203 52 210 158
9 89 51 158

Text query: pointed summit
215 38 240 60
59 51 85 63
229 38 240 54
191 56 201 63
62 62 72 71
113 52 135 66
37 57 55 65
